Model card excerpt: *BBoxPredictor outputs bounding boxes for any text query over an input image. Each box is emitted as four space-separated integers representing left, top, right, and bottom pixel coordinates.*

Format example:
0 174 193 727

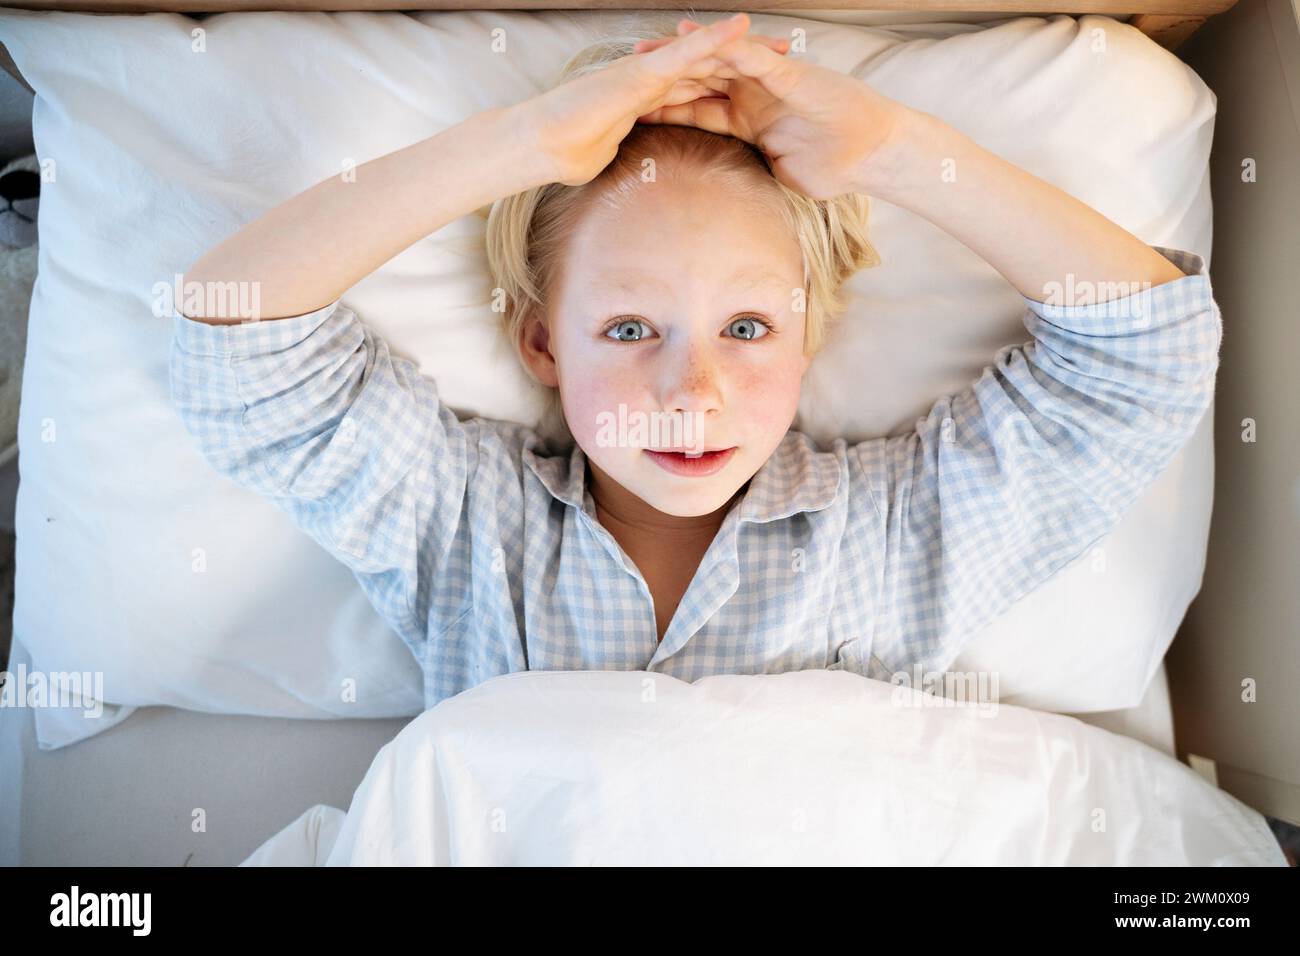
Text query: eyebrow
589 268 793 297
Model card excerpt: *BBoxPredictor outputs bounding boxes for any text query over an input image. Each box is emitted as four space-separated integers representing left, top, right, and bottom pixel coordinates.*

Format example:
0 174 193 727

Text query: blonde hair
483 15 882 439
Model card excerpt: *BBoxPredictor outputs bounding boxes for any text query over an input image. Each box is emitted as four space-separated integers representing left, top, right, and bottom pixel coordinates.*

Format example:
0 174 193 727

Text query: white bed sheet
1 632 1180 866
241 669 1284 866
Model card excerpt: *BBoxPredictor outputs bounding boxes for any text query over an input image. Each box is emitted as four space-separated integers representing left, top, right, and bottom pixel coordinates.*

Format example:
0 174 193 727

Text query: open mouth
643 447 737 477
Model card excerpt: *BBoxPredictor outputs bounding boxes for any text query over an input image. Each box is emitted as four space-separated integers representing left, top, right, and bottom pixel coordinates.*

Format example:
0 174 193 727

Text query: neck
587 459 741 540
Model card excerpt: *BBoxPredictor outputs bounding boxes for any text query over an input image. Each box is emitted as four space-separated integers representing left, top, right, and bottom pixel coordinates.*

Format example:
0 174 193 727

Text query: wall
1172 0 1300 825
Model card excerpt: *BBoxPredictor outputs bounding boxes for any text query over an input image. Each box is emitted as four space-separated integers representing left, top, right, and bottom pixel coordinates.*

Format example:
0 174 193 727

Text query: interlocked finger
632 24 790 82
694 28 802 100
630 11 751 90
636 96 737 138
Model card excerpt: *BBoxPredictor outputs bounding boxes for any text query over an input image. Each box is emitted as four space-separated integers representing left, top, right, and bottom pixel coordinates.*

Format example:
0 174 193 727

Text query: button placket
649 507 744 666
574 507 660 655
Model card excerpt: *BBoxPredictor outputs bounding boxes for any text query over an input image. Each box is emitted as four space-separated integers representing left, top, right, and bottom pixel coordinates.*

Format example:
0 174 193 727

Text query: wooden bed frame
0 1 1239 51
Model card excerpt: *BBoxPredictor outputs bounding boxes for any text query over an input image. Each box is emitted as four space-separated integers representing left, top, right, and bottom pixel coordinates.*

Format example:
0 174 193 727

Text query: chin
639 480 744 518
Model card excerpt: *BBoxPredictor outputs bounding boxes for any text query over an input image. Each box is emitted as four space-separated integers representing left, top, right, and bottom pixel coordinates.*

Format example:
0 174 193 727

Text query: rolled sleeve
168 299 475 652
170 301 339 359
849 245 1222 677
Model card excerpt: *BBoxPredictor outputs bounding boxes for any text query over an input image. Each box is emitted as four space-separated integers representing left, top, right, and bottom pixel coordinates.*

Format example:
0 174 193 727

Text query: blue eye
725 316 770 340
605 319 653 342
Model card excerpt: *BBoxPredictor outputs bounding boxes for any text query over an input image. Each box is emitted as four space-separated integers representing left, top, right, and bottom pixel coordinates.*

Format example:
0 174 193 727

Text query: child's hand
632 20 916 200
516 12 764 187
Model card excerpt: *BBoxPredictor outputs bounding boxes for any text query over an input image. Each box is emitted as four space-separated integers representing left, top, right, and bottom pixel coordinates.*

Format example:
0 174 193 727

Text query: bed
0 1 1284 866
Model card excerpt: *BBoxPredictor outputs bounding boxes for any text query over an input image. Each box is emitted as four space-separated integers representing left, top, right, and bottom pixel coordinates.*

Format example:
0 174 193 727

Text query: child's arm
171 16 765 660
655 33 1222 676
170 106 549 657
650 34 1221 676
179 106 542 323
844 113 1221 677
859 109 1188 303
179 12 759 323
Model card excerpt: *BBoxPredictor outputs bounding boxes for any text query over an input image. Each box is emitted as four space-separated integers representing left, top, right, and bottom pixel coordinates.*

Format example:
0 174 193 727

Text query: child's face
529 173 812 518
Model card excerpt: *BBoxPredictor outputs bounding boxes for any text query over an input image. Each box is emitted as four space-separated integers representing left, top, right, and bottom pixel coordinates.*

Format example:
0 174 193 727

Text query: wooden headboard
0 1 1238 50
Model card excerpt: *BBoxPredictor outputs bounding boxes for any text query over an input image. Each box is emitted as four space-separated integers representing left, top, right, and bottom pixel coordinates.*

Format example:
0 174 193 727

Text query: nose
660 338 723 415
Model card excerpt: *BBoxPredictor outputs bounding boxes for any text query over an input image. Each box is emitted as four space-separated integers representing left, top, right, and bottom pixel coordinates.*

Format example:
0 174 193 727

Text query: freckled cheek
556 354 642 448
735 355 806 437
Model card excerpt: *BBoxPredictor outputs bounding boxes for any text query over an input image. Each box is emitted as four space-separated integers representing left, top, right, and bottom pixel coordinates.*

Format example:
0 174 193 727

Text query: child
170 14 1221 711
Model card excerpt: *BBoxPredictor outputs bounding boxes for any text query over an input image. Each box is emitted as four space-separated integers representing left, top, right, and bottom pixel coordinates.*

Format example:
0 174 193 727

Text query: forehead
588 266 795 298
565 183 805 298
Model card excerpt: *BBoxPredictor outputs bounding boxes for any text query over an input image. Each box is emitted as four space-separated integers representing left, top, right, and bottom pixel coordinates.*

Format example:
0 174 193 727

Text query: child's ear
520 309 560 388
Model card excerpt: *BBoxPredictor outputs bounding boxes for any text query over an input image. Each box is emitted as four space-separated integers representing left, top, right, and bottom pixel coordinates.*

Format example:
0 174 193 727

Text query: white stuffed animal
0 152 38 461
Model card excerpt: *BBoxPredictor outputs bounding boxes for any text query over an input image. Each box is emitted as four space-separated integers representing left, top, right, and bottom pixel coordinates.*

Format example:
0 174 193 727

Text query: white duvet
241 670 1286 866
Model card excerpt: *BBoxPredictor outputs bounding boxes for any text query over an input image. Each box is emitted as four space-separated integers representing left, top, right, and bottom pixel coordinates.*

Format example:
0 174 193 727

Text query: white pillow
244 670 1285 866
0 9 1216 748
